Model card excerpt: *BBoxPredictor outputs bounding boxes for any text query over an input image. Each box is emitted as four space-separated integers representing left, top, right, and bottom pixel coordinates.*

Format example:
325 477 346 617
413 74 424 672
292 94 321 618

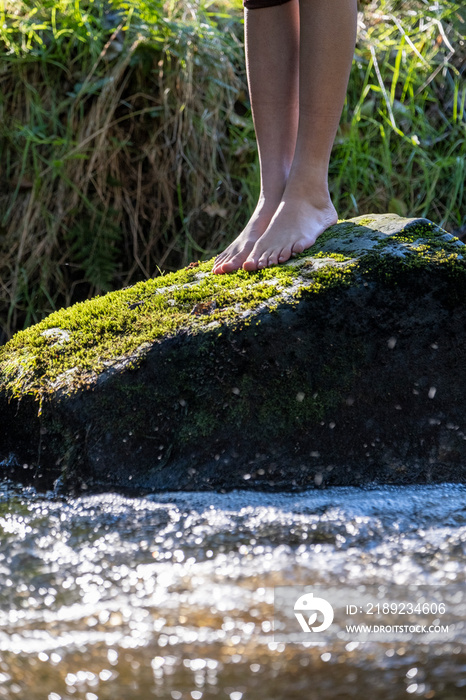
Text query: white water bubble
151 657 165 670
107 649 118 665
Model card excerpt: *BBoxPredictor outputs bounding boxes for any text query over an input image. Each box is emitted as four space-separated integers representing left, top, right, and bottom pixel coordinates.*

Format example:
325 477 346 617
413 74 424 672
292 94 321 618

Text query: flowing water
0 481 465 700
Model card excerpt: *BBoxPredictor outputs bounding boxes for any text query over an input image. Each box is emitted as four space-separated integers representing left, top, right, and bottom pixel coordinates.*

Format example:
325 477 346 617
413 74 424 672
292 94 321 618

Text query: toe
221 253 246 273
267 249 281 266
291 240 306 256
242 241 262 271
213 259 226 274
242 254 259 272
257 250 270 269
213 253 228 271
277 245 292 263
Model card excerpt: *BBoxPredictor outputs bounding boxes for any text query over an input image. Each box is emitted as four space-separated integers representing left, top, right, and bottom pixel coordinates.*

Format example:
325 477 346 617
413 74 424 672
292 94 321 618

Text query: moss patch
0 214 464 406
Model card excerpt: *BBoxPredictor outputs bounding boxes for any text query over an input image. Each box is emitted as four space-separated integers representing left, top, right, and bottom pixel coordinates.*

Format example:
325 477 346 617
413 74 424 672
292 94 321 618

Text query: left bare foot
242 193 337 271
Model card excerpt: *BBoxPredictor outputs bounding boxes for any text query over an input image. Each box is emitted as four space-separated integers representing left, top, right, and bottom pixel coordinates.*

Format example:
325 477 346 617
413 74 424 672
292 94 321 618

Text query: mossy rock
1 213 466 493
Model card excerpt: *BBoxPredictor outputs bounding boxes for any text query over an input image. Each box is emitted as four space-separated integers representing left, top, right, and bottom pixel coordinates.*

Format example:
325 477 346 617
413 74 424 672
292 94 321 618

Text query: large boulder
1 213 465 493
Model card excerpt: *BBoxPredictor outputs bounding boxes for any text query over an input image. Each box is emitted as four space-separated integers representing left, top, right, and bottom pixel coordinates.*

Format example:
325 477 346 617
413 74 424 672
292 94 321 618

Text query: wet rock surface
1 213 465 493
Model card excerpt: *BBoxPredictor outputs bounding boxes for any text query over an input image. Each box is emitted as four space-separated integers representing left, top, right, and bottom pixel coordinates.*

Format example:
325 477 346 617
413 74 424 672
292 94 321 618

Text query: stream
0 481 465 699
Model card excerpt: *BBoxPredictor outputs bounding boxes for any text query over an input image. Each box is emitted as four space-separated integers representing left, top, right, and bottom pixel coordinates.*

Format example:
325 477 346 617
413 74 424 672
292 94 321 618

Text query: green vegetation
1 215 463 404
0 237 344 400
338 0 465 227
0 0 464 341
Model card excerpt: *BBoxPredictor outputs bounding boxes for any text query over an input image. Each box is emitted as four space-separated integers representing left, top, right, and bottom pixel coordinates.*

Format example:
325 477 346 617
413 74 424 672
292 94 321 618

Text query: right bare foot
213 197 281 274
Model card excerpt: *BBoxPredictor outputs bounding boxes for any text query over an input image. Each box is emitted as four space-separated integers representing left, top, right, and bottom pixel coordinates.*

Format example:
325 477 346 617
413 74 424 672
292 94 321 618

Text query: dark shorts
243 0 293 9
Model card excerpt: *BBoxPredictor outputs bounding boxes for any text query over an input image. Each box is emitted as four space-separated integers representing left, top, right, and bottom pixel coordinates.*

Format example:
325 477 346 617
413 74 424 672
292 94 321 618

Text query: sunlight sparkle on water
0 483 465 698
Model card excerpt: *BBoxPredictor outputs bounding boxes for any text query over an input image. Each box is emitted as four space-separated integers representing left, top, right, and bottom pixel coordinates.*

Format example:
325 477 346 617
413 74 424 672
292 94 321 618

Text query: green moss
1 215 464 406
0 253 345 399
368 221 462 257
310 252 353 262
354 217 377 226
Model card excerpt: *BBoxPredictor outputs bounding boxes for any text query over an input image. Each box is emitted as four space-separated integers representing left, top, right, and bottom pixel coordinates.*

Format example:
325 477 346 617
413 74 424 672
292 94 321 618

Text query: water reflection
0 482 465 699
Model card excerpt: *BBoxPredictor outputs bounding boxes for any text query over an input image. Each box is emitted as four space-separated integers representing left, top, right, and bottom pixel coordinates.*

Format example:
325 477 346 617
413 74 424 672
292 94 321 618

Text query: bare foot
242 193 337 271
212 196 281 274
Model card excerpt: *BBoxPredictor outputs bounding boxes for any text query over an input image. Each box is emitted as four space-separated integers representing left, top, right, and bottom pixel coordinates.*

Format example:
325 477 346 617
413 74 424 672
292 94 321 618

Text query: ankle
258 162 290 200
283 178 333 210
286 160 330 195
255 187 285 215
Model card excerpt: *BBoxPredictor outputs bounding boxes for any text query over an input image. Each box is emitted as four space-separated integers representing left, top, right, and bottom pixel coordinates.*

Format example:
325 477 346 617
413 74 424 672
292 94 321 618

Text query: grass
0 0 248 339
0 0 464 342
335 0 465 227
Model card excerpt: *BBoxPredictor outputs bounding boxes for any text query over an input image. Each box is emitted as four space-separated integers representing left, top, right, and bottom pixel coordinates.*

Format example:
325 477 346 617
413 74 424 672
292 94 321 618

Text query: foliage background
0 0 464 341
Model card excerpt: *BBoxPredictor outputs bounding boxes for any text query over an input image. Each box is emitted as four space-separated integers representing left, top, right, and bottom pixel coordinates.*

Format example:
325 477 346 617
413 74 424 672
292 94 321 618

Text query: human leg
242 0 358 271
213 0 299 274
